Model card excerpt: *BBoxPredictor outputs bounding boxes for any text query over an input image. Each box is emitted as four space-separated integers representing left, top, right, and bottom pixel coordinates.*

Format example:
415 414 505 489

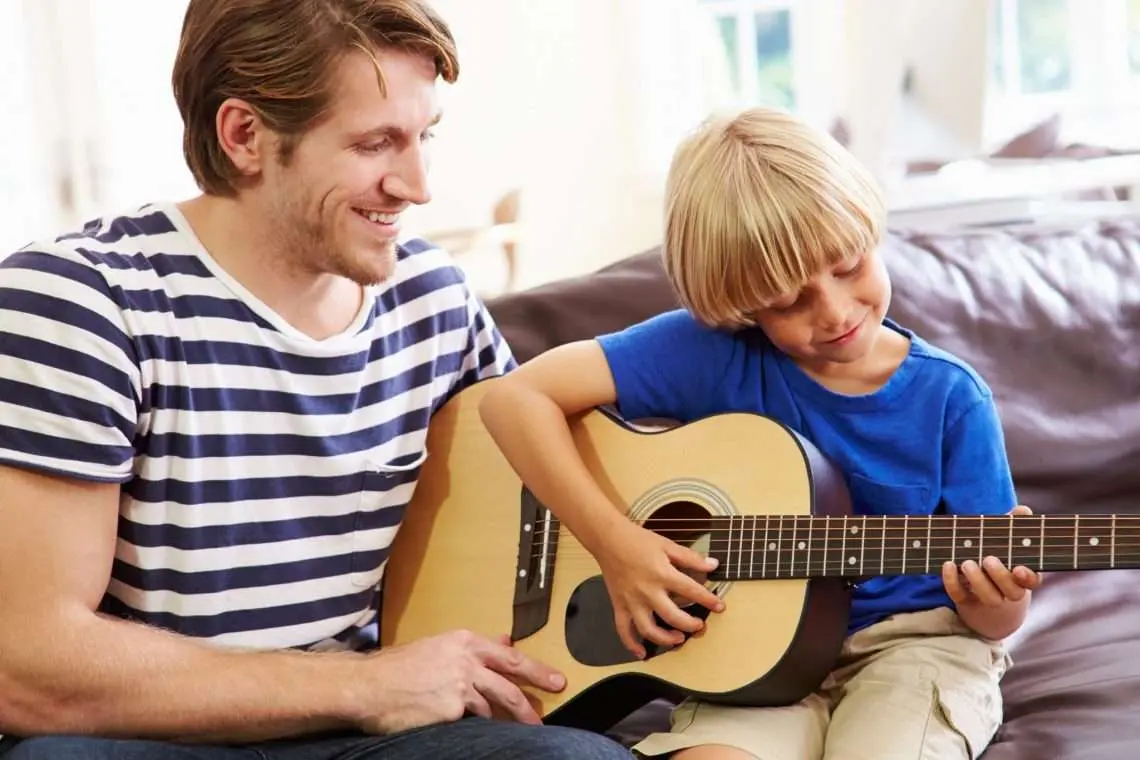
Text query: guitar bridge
512 488 559 641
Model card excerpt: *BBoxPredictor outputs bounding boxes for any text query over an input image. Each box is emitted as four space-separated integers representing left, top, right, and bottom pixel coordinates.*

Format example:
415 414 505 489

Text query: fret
860 516 886 576
1007 514 1013 569
925 518 932 573
1111 514 1117 569
1040 515 1078 572
748 514 757 581
734 515 742 579
806 515 814 578
858 516 866 574
822 515 831 576
792 515 804 577
1075 515 1116 570
1008 516 1041 568
1039 515 1044 568
951 515 957 564
762 515 770 579
775 514 787 578
1073 514 1079 569
901 515 908 574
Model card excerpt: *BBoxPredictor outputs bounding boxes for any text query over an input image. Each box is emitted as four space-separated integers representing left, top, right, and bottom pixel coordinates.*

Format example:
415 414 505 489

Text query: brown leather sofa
484 218 1140 759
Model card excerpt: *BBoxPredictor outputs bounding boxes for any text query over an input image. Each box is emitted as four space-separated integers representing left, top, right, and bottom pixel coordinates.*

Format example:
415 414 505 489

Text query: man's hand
359 630 567 733
941 504 1043 639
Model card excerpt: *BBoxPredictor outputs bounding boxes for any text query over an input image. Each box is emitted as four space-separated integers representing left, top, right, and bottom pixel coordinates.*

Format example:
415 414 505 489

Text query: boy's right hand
595 522 725 658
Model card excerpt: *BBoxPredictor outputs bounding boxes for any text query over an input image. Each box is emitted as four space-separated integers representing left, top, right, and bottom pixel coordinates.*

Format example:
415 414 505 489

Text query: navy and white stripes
0 203 514 650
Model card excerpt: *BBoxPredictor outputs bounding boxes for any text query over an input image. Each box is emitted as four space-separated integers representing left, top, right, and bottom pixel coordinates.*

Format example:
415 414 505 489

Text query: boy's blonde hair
663 107 886 328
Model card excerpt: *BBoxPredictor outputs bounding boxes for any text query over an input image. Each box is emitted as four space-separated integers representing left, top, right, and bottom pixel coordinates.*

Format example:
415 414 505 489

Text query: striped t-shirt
0 203 514 652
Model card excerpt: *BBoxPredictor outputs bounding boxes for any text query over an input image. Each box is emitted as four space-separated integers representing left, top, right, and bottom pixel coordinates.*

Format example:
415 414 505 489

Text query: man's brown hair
172 0 458 196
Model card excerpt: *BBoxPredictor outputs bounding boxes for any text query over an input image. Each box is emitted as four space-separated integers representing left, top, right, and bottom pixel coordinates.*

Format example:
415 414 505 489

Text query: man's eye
356 140 390 154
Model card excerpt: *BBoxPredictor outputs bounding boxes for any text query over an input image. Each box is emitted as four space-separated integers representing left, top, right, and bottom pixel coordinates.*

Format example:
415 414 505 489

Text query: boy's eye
836 256 864 276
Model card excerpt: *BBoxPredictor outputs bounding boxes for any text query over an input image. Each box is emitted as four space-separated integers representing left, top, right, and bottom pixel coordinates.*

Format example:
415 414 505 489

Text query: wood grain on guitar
379 378 1136 733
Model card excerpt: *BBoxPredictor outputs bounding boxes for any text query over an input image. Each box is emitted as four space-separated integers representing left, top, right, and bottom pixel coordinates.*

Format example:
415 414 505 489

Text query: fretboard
707 514 1138 580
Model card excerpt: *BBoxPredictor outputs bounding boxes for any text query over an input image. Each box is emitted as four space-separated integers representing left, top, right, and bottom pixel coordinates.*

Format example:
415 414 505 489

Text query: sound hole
564 500 719 667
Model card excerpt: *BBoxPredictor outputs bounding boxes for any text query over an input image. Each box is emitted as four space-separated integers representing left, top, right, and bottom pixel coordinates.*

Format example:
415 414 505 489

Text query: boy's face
752 247 891 368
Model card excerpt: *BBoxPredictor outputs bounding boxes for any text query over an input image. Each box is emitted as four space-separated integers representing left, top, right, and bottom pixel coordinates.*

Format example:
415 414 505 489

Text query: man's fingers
1010 504 1034 517
464 690 493 720
473 668 542 725
476 635 567 693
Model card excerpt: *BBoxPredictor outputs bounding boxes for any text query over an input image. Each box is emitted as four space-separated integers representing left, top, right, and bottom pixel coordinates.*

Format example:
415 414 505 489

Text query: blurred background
4 0 1140 295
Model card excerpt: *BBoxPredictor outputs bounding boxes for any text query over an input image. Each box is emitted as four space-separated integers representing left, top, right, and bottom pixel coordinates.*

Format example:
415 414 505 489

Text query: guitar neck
708 514 1139 580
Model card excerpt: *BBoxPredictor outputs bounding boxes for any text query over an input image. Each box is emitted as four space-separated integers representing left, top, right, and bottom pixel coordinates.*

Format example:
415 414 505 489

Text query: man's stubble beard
269 185 396 288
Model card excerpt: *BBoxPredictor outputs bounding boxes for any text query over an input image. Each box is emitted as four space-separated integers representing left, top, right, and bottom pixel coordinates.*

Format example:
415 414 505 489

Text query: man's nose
381 143 431 205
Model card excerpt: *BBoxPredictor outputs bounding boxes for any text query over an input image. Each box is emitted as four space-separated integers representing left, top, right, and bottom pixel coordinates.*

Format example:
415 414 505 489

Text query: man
0 1 631 758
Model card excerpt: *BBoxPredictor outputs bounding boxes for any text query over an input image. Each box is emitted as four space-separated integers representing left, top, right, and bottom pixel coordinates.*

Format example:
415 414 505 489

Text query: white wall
412 0 732 289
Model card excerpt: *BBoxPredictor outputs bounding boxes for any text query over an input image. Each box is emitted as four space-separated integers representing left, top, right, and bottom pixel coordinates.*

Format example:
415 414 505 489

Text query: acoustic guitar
380 378 1132 732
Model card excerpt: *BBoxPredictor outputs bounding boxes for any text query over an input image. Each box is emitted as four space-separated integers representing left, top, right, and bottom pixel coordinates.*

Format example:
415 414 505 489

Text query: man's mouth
353 208 400 226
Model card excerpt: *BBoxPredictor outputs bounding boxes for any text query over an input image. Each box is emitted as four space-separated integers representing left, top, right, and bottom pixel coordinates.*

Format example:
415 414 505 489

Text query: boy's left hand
941 505 1043 608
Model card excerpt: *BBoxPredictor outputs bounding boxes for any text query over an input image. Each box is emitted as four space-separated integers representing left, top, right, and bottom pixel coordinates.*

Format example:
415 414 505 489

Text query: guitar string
523 517 1134 561
524 533 1140 562
526 541 1140 561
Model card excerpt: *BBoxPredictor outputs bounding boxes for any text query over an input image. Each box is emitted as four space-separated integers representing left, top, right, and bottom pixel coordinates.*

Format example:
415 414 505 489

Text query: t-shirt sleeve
0 247 140 482
452 280 516 390
595 309 737 423
940 391 1016 516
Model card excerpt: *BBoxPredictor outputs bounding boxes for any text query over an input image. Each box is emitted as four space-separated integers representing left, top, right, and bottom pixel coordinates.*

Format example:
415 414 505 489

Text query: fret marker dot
848 556 856 565
768 542 776 551
1090 537 1100 546
912 540 922 549
1022 538 1032 547
797 541 806 550
850 526 859 534
964 539 973 548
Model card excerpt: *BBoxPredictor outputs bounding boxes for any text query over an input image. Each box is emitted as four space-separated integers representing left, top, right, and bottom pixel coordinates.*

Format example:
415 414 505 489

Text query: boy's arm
479 327 727 657
938 394 1038 640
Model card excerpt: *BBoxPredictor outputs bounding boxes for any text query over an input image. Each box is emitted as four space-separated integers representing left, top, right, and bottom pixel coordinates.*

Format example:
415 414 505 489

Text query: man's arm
0 463 362 741
0 464 564 741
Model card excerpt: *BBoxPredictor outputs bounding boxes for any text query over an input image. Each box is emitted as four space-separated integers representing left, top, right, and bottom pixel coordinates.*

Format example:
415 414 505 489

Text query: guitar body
380 378 854 732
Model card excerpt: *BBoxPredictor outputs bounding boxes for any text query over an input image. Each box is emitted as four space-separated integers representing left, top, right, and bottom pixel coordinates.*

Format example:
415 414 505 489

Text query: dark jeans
0 718 633 760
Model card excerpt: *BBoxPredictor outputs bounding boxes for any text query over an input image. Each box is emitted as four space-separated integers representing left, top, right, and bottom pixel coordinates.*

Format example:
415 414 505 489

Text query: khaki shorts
633 607 1011 760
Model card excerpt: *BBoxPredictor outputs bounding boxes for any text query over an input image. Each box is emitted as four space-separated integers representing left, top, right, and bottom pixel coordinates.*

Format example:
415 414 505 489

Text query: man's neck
177 195 364 341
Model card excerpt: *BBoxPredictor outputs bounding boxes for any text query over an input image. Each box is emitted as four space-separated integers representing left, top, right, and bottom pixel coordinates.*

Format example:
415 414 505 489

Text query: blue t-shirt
596 309 1016 634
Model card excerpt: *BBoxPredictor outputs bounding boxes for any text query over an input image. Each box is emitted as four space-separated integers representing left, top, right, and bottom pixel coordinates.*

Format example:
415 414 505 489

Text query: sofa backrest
485 218 1140 515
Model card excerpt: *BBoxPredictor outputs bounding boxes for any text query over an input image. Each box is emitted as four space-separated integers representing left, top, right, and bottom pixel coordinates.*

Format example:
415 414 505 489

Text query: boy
478 107 1040 760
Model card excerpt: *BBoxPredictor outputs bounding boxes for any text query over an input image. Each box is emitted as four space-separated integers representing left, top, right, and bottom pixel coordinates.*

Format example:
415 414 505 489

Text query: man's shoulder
382 236 474 305
4 203 204 289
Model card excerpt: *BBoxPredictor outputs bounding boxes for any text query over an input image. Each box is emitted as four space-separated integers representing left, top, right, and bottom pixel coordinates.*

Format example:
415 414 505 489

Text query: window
985 0 1140 146
700 0 796 109
990 0 1072 96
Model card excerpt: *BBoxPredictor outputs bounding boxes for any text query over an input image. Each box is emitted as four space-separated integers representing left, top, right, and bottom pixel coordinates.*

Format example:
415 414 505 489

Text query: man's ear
215 97 273 180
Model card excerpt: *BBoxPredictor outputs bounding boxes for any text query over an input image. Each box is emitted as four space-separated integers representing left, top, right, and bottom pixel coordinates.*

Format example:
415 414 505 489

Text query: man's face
261 48 441 285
